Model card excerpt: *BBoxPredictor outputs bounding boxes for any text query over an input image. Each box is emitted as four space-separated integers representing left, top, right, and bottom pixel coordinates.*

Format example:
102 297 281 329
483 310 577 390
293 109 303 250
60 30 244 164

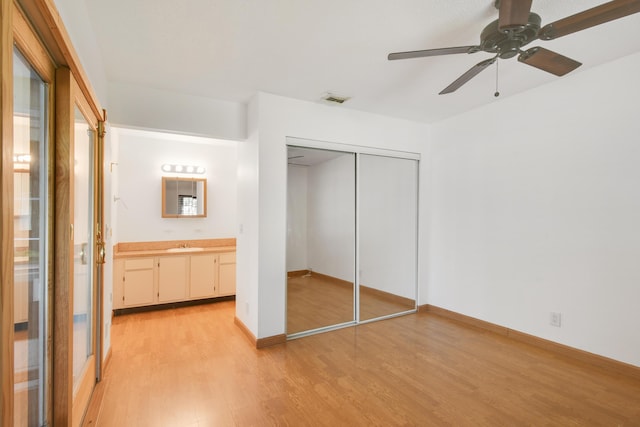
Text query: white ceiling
84 0 640 124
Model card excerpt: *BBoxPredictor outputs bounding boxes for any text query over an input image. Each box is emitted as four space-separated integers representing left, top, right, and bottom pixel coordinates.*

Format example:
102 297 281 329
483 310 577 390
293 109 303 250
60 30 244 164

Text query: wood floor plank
96 302 640 426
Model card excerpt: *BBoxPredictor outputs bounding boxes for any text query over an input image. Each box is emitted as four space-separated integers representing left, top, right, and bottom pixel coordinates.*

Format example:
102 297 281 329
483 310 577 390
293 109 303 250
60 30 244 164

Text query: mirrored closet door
286 142 419 337
358 154 418 321
286 146 356 335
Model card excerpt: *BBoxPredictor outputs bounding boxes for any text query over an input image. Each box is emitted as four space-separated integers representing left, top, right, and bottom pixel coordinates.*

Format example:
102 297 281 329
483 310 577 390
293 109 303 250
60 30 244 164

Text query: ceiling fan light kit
388 0 640 94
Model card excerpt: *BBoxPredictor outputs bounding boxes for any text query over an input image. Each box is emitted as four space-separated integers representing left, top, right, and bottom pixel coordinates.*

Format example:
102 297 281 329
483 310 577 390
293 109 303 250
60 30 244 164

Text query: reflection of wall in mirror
287 165 308 271
307 154 355 283
359 155 418 299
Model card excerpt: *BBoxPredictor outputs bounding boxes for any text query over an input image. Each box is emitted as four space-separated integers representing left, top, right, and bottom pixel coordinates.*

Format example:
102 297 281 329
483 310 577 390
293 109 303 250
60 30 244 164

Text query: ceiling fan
388 0 640 94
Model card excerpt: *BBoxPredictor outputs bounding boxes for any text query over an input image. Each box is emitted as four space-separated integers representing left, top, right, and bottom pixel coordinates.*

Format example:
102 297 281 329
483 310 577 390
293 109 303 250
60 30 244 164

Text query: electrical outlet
550 312 562 327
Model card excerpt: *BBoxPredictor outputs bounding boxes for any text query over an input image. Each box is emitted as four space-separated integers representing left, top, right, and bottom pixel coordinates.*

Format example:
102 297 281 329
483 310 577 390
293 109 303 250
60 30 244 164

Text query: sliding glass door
71 105 98 426
53 68 102 427
13 46 51 427
3 3 107 426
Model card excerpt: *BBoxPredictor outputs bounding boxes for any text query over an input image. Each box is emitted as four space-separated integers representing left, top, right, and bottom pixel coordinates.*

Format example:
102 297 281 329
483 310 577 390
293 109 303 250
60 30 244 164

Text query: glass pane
286 146 355 335
13 48 49 426
358 154 418 321
72 107 95 391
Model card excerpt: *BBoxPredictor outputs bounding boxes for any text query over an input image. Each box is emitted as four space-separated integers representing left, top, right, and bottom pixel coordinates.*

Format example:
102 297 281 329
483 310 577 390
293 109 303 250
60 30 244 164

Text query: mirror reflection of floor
287 273 354 335
287 272 416 335
359 286 415 322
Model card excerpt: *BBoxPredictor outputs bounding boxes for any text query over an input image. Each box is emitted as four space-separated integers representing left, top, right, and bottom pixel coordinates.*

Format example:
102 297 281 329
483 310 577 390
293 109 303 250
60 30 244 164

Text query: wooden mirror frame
161 176 207 218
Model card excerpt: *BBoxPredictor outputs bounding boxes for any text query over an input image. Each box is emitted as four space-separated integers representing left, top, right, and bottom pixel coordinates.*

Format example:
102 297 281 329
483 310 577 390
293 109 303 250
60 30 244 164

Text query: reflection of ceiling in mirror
287 146 351 167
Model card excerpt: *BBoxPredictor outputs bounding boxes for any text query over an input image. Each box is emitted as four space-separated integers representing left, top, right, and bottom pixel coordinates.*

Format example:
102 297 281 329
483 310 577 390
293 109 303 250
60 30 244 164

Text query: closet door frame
285 137 420 337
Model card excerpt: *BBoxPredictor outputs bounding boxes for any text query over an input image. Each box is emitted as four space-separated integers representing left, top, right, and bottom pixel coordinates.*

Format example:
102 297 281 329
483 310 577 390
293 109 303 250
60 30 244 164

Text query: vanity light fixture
161 163 206 174
13 154 31 163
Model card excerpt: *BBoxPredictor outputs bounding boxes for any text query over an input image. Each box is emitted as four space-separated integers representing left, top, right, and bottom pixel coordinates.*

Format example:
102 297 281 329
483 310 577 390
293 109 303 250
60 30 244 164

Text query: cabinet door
218 252 236 296
158 256 188 302
190 253 217 299
123 269 155 306
122 258 155 307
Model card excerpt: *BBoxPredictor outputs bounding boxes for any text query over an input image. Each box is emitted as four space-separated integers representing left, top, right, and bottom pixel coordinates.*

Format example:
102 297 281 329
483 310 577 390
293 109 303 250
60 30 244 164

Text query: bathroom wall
113 127 238 243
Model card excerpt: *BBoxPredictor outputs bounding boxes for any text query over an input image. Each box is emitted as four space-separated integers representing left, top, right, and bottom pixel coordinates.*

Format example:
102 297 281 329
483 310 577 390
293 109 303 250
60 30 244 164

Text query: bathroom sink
166 247 205 253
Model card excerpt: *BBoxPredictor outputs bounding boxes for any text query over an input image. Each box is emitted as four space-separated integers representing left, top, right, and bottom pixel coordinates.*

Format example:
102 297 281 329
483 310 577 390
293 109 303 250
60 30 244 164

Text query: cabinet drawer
124 257 155 271
219 252 236 264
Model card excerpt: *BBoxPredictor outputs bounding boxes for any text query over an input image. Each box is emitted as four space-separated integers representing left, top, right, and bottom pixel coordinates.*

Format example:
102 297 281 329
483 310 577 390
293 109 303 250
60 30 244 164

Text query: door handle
96 229 106 265
80 242 88 265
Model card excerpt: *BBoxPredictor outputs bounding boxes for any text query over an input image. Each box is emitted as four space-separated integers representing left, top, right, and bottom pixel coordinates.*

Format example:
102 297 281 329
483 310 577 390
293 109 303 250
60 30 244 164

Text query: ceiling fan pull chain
494 60 500 97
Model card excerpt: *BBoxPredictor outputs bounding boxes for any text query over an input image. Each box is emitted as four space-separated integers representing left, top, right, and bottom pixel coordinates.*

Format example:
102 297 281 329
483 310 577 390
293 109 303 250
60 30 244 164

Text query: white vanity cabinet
122 258 155 307
113 249 236 310
218 252 236 296
190 253 217 299
158 256 188 302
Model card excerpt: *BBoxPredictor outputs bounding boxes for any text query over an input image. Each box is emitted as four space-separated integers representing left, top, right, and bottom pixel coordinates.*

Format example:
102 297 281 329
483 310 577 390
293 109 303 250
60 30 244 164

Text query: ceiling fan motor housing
480 13 541 58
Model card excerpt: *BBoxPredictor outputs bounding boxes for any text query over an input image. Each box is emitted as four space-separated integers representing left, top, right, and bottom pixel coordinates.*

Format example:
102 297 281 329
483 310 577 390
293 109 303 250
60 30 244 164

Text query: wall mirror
162 177 207 218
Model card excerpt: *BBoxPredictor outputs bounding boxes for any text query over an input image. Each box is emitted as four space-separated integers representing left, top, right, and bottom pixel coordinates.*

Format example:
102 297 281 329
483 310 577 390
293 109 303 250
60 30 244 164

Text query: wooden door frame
1 0 105 425
55 66 102 427
0 1 15 425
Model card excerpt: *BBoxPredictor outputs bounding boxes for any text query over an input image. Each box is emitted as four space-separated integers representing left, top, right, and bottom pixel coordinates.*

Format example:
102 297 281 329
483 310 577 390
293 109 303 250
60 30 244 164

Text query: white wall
286 165 308 272
307 154 355 281
236 92 431 339
114 127 238 243
102 125 116 359
108 82 247 141
236 99 261 334
54 0 108 106
429 52 640 367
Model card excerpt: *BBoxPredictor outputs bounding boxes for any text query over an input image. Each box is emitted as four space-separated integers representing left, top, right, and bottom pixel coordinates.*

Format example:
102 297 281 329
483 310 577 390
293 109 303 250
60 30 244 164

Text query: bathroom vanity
112 238 235 311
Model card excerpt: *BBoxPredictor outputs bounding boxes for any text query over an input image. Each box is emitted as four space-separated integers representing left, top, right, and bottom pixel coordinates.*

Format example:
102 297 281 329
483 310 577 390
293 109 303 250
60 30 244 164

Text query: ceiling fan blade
439 57 497 95
388 46 478 61
539 0 640 40
518 47 582 76
499 0 533 31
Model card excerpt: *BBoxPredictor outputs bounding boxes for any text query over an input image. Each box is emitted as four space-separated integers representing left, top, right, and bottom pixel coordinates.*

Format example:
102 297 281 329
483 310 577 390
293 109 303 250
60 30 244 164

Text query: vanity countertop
114 246 236 259
113 239 236 259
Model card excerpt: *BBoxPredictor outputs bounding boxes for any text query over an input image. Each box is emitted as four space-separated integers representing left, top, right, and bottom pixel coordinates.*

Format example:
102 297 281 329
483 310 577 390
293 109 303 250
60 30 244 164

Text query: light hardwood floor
93 301 640 426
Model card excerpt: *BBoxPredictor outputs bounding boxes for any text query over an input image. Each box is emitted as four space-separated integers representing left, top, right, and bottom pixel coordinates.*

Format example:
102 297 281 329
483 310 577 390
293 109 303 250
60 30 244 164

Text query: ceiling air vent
320 93 351 105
